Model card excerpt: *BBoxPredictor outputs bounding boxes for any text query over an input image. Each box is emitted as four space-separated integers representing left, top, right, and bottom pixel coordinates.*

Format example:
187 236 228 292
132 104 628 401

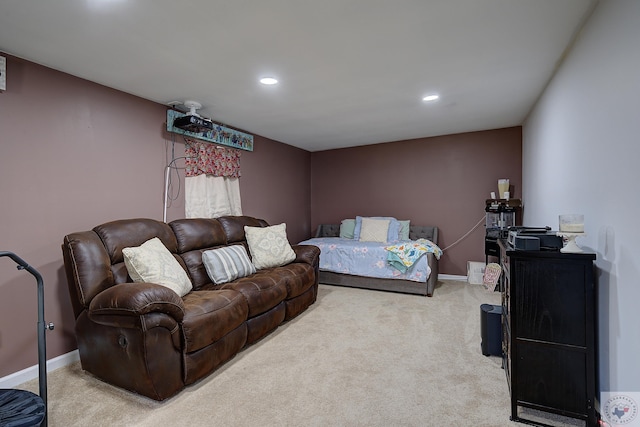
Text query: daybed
62 216 320 401
300 218 440 297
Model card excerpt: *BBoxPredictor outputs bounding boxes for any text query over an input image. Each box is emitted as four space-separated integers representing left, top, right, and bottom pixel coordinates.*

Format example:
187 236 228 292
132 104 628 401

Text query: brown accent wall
0 54 309 377
310 128 522 276
240 135 311 243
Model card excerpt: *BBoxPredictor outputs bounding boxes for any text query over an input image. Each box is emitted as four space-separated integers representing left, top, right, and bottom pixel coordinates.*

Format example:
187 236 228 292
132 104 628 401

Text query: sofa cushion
272 263 317 299
202 245 256 285
122 237 193 297
181 290 248 353
220 272 288 317
244 223 296 269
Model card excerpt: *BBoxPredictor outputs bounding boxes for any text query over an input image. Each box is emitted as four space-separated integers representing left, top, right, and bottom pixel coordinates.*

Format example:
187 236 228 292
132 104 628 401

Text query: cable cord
163 135 198 222
441 215 486 252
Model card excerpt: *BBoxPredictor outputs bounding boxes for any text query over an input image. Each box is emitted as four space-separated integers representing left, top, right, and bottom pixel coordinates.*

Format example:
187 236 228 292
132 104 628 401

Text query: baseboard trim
439 274 467 281
0 349 79 389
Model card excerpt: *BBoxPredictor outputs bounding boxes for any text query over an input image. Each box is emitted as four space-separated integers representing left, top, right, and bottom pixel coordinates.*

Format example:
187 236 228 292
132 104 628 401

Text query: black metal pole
0 251 48 427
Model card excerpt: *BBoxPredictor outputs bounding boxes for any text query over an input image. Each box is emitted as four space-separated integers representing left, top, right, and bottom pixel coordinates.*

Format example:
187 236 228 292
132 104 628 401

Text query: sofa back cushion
94 218 178 264
169 218 227 253
170 218 229 289
63 218 180 317
170 217 268 290
217 216 268 244
93 218 180 284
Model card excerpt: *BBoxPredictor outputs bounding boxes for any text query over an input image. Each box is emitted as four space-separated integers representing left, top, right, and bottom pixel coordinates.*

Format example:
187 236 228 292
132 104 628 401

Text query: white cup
498 179 509 198
504 191 510 200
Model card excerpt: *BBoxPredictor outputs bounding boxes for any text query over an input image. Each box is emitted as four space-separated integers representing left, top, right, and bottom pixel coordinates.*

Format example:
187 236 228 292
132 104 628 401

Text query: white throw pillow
122 237 193 297
358 217 391 243
202 245 256 285
244 223 296 269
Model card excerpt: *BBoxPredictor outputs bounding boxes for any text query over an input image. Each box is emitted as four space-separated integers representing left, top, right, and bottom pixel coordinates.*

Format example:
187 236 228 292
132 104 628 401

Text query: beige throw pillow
358 217 391 243
244 223 296 269
122 237 193 297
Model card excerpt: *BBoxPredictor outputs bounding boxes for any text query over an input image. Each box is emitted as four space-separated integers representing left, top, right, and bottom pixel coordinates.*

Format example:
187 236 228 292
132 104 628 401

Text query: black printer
507 226 564 251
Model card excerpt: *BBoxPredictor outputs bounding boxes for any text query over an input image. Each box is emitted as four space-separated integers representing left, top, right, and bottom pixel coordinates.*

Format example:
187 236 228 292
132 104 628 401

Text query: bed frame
314 224 440 297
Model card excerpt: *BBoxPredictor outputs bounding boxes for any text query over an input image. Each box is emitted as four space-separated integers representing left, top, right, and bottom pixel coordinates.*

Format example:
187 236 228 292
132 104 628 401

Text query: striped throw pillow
202 245 256 285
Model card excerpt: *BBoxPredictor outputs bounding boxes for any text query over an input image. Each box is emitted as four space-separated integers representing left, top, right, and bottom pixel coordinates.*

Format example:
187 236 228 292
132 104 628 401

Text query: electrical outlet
0 56 6 91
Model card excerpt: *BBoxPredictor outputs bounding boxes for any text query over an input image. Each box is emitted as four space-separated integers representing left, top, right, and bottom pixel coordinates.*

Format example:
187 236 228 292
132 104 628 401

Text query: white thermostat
0 56 6 91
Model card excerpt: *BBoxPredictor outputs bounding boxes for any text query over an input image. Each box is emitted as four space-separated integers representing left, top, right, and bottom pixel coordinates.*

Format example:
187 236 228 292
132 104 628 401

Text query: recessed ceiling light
260 77 278 85
87 0 126 8
422 94 440 102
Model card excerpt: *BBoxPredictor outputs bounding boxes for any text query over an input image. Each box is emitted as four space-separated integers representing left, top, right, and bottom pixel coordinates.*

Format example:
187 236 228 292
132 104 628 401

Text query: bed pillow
339 219 356 239
122 237 193 297
398 220 411 241
353 216 401 243
358 217 391 243
202 245 256 285
245 223 296 269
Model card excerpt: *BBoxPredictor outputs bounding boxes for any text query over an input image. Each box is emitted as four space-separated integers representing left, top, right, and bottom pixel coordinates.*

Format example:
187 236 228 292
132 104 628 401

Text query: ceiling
0 0 596 152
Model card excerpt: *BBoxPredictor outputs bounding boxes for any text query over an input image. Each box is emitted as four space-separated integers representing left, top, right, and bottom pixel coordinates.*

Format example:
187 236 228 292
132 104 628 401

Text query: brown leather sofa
62 216 320 401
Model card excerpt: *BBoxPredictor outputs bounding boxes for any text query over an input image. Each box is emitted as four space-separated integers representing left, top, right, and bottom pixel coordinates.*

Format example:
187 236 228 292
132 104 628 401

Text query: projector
173 115 213 133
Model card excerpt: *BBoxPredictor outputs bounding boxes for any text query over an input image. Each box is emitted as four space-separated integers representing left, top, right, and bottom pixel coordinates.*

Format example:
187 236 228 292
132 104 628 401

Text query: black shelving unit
485 199 521 266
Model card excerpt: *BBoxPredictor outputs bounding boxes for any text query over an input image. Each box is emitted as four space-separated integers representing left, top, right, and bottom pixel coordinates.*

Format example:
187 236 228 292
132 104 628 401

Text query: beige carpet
18 280 574 426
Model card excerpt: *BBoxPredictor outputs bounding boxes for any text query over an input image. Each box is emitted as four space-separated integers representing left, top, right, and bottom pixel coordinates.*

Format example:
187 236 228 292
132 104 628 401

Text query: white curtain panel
185 174 242 218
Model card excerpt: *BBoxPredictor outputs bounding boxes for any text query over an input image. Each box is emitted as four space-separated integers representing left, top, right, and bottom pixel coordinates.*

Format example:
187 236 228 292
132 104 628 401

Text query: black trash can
480 303 503 356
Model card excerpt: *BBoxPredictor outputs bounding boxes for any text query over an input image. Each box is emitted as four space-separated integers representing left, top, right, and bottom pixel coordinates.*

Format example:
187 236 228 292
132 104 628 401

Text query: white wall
523 0 640 393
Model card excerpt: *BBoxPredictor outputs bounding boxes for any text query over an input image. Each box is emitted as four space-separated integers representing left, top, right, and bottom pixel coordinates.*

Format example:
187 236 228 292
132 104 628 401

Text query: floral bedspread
298 237 431 283
384 239 443 274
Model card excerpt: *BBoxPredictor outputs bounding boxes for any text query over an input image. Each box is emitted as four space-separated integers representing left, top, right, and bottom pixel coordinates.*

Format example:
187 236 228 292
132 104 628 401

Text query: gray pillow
202 245 256 285
339 219 356 239
398 220 411 241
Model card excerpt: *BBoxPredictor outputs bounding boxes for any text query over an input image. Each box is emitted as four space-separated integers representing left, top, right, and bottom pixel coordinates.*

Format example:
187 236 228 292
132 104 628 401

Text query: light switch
0 56 6 91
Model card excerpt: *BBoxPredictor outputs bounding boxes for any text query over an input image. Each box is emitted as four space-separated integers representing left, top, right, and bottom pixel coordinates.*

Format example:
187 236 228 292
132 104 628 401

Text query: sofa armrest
88 282 185 323
291 244 321 266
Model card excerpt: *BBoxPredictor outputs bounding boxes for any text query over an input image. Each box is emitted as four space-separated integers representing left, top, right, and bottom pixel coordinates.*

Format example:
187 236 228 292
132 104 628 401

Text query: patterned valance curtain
184 140 241 178
184 140 242 218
